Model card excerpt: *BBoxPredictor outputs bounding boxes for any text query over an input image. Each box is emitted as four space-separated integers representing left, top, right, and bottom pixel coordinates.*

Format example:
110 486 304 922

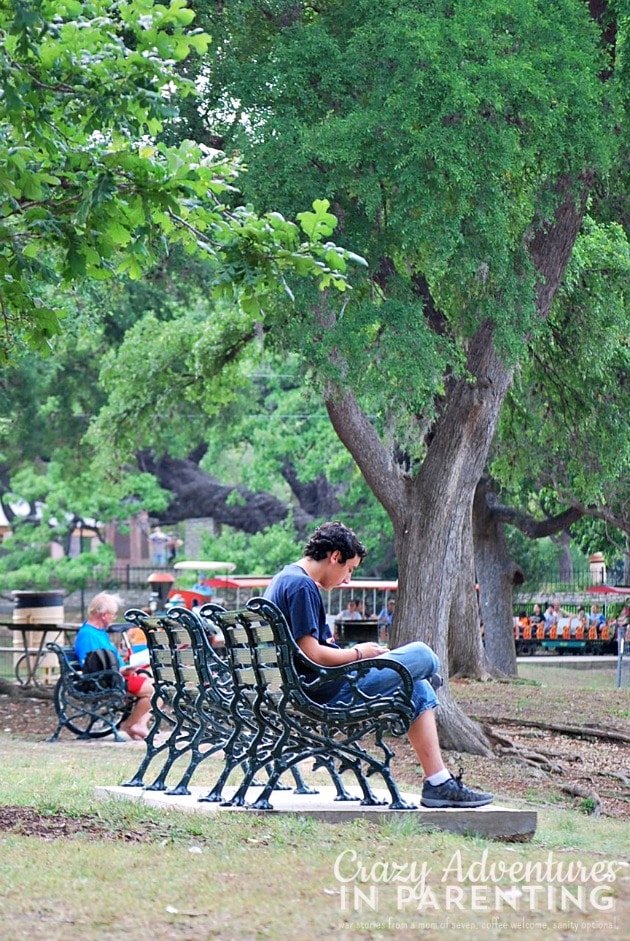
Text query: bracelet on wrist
355 646 362 661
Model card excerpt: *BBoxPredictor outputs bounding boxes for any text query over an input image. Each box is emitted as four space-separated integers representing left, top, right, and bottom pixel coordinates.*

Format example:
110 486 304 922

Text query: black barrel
12 590 65 625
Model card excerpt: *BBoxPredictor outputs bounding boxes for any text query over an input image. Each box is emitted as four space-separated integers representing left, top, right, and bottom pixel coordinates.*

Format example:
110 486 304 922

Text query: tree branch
279 459 341 519
324 389 406 525
139 452 314 533
528 173 593 318
487 499 584 538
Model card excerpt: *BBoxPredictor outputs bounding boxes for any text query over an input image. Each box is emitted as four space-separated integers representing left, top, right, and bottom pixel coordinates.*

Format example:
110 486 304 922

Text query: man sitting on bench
74 591 154 741
264 520 493 809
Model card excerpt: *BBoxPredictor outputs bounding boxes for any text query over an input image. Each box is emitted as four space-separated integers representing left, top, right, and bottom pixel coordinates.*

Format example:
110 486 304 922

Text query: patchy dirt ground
0 665 628 836
395 666 629 823
0 804 155 841
434 672 630 822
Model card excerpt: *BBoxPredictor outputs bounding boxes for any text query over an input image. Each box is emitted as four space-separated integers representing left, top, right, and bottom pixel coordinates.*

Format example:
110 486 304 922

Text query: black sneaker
429 672 443 691
421 771 493 808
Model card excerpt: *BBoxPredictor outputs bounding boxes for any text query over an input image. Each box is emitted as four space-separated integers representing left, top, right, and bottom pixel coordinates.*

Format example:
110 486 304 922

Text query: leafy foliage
0 0 374 587
0 0 360 360
196 0 615 367
199 518 302 576
2 0 628 605
493 217 630 518
0 520 116 594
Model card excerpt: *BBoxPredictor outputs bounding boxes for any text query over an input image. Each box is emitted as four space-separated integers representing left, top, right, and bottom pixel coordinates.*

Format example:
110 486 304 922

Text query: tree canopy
495 216 630 524
1 0 628 749
152 0 626 748
0 0 358 359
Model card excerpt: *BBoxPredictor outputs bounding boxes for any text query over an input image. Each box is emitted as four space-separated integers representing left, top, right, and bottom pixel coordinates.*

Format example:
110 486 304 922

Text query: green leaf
0 0 355 361
296 199 338 241
106 222 133 246
22 243 41 259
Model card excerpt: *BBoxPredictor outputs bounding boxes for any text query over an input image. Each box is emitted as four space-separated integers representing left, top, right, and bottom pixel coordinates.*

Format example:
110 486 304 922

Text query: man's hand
355 642 388 659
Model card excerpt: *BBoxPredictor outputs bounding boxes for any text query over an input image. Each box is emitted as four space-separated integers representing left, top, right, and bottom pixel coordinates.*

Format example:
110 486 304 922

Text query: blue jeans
326 642 440 718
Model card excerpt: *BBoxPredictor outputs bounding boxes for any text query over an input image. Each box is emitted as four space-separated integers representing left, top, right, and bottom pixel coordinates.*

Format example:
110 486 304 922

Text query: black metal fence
88 564 174 590
84 564 629 594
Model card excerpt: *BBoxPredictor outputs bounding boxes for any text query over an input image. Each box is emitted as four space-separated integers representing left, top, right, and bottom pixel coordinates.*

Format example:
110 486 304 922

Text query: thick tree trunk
327 321 512 754
552 531 574 583
472 480 522 677
448 507 493 680
0 679 52 700
392 328 512 752
482 495 585 663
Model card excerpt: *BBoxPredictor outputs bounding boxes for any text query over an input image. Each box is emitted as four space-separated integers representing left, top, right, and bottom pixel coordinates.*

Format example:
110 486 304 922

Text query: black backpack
82 648 120 689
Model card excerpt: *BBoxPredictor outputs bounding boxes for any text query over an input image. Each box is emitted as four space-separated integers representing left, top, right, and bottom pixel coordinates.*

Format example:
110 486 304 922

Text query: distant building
103 513 151 566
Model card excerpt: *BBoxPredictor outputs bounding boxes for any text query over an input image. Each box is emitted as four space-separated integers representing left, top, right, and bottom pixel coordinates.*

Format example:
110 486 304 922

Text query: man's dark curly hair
303 521 367 563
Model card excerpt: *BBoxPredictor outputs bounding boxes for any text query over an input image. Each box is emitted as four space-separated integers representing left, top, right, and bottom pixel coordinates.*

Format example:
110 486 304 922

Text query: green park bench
120 606 237 794
120 605 318 801
46 643 136 742
121 601 417 810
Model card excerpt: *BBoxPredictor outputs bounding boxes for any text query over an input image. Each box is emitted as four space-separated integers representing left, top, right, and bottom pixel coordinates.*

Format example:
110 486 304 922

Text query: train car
166 560 240 609
513 585 629 656
513 615 620 656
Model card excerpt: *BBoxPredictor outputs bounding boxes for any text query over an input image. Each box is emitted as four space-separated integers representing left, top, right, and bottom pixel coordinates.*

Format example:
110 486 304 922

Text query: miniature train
513 615 621 656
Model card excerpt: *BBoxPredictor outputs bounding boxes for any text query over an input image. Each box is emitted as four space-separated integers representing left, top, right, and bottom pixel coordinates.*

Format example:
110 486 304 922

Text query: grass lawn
0 658 629 941
0 733 628 941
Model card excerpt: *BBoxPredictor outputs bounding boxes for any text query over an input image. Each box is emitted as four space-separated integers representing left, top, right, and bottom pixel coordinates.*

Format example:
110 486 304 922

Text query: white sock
426 769 452 786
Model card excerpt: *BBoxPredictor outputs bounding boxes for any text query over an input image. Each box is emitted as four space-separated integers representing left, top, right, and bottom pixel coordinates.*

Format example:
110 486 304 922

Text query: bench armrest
46 642 81 674
294 648 415 706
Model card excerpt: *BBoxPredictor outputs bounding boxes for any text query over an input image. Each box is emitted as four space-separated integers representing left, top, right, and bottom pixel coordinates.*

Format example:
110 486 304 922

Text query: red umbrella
584 584 630 594
200 577 242 589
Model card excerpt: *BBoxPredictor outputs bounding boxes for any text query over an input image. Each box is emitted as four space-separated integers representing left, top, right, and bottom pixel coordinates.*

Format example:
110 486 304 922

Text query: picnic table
0 620 80 688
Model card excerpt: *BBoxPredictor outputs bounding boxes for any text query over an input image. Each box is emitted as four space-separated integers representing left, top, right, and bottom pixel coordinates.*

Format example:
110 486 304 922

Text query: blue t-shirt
263 563 342 702
74 622 123 668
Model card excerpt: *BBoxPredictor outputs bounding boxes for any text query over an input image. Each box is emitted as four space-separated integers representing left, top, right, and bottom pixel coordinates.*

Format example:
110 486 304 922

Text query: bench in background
46 643 134 742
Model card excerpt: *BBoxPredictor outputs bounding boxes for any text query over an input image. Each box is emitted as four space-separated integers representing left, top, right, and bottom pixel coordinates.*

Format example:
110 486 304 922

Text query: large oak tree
175 0 626 751
3 1 628 755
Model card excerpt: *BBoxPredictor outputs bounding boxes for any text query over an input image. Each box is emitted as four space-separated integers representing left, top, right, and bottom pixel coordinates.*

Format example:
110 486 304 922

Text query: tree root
480 725 515 749
560 783 602 816
449 664 510 682
0 679 53 700
436 697 493 756
481 723 583 774
604 770 630 787
479 718 627 817
471 714 630 745
494 744 566 774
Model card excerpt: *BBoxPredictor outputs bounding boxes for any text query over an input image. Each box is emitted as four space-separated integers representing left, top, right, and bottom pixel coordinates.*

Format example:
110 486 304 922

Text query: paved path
518 655 617 669
95 784 537 841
